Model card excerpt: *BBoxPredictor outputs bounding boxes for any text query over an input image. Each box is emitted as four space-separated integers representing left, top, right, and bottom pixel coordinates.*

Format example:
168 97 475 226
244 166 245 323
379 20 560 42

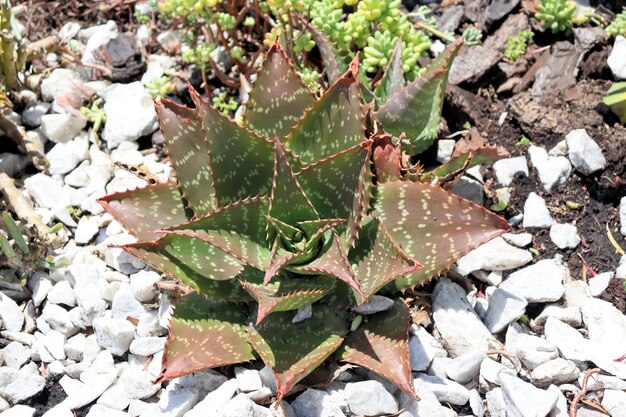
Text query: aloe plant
100 39 509 400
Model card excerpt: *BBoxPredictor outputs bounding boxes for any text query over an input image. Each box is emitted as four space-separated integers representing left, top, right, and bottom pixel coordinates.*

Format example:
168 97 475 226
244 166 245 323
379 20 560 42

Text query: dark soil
21 375 91 417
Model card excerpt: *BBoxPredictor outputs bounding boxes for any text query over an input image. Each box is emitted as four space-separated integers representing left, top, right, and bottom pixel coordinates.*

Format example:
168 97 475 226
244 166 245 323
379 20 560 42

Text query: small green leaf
161 293 255 380
338 300 416 398
285 60 366 165
0 234 22 267
248 304 347 400
374 38 405 102
240 271 334 324
2 212 28 253
270 140 319 225
192 92 275 205
244 42 316 138
156 99 217 215
348 219 421 302
99 181 188 242
375 181 510 292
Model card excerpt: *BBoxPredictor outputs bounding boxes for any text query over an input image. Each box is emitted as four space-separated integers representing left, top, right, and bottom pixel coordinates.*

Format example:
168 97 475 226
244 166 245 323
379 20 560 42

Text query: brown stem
569 368 601 417
213 18 245 73
0 1 17 90
200 26 240 89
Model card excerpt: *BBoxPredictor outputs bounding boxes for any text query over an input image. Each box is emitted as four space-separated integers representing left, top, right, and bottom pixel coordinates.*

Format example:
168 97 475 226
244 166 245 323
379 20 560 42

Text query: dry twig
569 368 601 417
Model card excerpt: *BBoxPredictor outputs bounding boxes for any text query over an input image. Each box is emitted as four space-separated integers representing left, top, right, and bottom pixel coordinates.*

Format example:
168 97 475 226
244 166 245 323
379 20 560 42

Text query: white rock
549 223 581 249
608 35 626 80
40 113 87 144
111 141 144 166
398 378 447 417
437 139 456 163
97 379 130 410
48 281 76 307
480 357 516 385
0 294 23 332
66 264 108 325
344 380 398 415
523 192 554 228
528 145 571 191
601 390 626 417
42 330 66 360
74 216 100 244
564 279 592 308
41 405 73 417
432 278 494 357
446 351 485 384
493 157 529 186
47 134 89 175
0 405 35 417
291 305 312 323
548 385 568 417
530 358 579 387
220 393 272 417
129 270 160 302
500 374 559 417
500 259 567 303
82 21 118 65
101 82 158 148
483 288 527 333
120 366 160 399
235 367 263 393
427 356 452 380
112 282 146 320
291 388 346 417
456 237 533 275
415 374 469 406
0 367 45 403
86 405 129 417
409 325 447 371
41 303 77 336
485 388 507 417
92 317 135 356
129 336 165 357
565 129 606 175
40 68 85 101
501 232 533 248
24 173 69 210
544 317 592 363
588 272 613 297
531 305 581 331
22 102 50 127
505 323 558 370
352 295 394 315
2 342 30 369
29 273 53 307
469 389 484 417
582 373 626 391
184 379 238 417
619 197 626 236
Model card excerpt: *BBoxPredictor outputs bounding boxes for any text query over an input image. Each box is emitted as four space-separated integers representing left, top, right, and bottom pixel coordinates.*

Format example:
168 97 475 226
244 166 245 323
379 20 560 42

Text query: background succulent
504 30 534 62
535 0 577 33
606 10 626 38
100 40 509 400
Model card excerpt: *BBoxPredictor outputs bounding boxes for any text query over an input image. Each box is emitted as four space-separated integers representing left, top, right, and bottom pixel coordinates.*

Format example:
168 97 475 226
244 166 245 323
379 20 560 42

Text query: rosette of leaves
100 40 509 400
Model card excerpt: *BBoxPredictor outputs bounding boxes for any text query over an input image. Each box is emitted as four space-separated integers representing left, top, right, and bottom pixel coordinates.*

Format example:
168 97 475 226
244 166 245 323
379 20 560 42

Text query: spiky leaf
338 300 415 397
374 39 405 102
240 272 335 324
161 293 255 380
192 93 274 205
306 23 348 84
285 61 366 164
348 219 421 301
375 181 509 291
99 181 187 242
244 43 316 138
376 40 462 154
296 142 370 225
156 99 217 215
422 144 509 183
270 140 318 225
248 305 347 399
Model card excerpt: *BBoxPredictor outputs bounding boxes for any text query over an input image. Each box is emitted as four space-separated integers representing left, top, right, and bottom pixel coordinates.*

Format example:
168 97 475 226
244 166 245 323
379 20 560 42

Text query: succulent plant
100 40 509 400
603 82 626 124
535 0 577 34
606 11 626 38
504 30 533 62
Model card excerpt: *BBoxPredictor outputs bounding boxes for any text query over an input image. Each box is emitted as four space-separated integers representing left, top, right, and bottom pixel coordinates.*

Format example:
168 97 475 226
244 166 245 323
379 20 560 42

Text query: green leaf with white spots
422 144 509 183
285 60 366 165
156 99 217 215
375 39 462 155
160 293 255 380
306 23 349 84
244 42 316 138
123 240 250 301
99 181 187 242
374 181 510 292
348 219 421 302
337 300 416 398
270 140 319 225
374 38 405 103
289 232 364 297
192 93 274 205
296 142 371 228
240 271 335 324
248 304 347 400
